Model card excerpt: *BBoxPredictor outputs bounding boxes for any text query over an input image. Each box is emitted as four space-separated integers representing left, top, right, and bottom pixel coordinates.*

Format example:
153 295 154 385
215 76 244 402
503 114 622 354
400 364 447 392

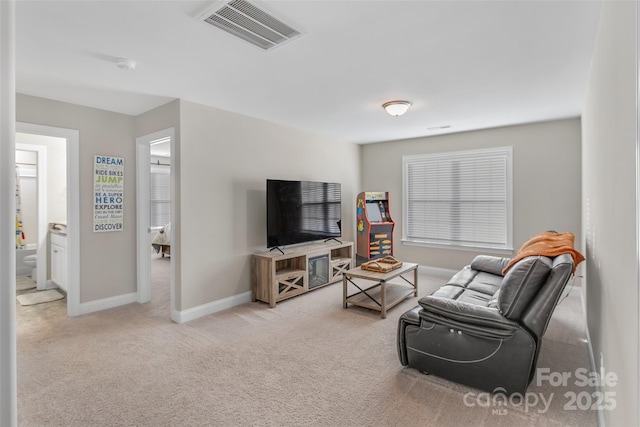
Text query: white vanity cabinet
50 232 67 292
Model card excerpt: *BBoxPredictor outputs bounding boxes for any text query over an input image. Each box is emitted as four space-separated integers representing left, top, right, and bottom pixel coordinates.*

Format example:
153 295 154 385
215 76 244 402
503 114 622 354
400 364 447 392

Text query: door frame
15 142 47 290
136 128 177 322
17 122 80 317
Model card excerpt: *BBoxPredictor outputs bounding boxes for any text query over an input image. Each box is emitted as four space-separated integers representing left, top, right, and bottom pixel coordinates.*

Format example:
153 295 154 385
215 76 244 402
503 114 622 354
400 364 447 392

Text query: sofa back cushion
498 256 552 320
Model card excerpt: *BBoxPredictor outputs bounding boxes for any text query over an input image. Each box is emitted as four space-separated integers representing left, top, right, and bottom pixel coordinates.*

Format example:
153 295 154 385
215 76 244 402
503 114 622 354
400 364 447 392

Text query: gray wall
582 1 638 425
135 99 182 310
17 94 362 313
17 94 138 303
361 118 582 271
178 100 361 310
139 100 361 313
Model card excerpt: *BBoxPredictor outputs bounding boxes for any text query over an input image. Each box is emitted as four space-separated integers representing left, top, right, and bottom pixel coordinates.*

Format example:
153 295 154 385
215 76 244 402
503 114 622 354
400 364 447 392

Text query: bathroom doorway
136 128 176 322
16 143 45 290
16 123 80 317
15 142 47 290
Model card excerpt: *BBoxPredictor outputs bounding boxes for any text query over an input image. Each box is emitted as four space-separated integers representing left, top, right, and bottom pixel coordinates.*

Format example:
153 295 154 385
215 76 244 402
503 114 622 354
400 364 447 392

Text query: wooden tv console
252 241 354 308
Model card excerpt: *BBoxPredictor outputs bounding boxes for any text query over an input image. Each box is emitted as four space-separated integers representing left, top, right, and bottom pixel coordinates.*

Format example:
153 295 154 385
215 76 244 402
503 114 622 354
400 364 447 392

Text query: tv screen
267 179 342 248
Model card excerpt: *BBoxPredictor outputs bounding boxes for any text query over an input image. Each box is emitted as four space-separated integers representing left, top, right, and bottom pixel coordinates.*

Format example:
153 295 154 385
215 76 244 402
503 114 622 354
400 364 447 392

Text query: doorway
136 128 176 322
15 142 47 290
16 123 80 317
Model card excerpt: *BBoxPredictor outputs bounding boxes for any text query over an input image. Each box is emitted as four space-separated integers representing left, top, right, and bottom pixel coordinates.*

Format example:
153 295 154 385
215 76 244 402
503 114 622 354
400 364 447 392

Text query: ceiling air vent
198 0 303 50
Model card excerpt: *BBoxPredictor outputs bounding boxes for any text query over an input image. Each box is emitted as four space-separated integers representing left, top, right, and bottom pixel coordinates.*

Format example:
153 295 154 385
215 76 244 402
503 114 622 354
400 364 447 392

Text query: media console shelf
252 241 354 307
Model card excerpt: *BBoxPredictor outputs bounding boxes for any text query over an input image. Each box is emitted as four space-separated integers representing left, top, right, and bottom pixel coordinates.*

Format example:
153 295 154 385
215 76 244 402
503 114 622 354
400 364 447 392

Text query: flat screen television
267 179 342 248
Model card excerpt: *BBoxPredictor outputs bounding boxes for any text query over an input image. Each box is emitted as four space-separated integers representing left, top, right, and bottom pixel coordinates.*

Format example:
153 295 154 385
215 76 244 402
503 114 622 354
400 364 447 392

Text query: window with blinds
402 147 513 250
150 164 170 228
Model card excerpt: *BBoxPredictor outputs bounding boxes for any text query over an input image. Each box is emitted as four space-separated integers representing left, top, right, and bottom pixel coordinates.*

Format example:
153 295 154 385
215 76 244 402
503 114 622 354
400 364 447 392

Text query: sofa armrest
470 255 511 276
397 306 421 365
419 296 519 334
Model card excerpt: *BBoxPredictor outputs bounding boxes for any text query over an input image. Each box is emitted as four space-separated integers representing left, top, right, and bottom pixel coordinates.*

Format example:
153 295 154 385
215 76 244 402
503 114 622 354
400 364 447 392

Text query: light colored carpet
16 289 65 306
16 275 36 291
16 256 597 426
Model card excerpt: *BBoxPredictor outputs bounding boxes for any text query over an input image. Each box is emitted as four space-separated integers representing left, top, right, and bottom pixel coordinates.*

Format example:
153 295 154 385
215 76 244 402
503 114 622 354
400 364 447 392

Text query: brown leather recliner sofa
397 252 576 395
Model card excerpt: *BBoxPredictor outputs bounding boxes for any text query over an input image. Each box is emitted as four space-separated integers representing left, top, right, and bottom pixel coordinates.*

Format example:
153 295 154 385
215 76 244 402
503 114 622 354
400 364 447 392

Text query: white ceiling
16 0 603 144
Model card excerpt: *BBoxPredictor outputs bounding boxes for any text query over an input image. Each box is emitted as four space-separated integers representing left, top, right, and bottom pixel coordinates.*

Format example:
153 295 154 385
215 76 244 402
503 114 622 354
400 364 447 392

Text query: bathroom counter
49 222 67 236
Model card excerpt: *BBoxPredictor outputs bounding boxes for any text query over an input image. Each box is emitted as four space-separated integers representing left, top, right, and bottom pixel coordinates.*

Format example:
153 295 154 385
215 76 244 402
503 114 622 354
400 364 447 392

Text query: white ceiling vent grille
198 0 303 50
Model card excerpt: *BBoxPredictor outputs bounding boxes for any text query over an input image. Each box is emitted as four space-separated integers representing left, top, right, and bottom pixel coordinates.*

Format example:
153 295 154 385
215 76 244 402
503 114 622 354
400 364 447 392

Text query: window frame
402 146 513 253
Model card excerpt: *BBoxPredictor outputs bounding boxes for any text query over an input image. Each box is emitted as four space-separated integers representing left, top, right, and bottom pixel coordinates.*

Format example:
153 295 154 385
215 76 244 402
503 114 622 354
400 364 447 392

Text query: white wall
15 149 37 245
0 1 17 423
581 1 638 426
178 100 361 310
16 133 67 226
361 118 582 271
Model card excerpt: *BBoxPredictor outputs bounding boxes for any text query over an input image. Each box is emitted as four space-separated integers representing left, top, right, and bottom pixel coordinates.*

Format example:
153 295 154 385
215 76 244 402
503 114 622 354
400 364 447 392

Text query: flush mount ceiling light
115 58 136 71
382 100 411 116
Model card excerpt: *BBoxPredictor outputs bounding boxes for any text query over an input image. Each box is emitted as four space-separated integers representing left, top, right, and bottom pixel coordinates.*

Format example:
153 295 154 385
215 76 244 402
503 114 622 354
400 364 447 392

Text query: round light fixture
382 100 411 117
115 58 136 71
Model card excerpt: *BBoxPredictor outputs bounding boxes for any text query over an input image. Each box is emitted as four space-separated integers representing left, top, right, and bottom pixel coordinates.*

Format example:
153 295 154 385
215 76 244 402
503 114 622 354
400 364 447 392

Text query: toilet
23 254 37 279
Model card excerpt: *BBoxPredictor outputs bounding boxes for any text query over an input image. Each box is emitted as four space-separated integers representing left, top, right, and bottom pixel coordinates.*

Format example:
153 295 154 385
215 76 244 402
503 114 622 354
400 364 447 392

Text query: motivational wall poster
93 155 124 232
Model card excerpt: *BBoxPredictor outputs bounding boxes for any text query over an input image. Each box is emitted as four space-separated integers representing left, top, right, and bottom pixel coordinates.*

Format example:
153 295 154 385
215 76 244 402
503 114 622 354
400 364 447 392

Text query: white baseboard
45 280 60 290
418 265 458 279
79 292 137 316
579 284 605 427
75 265 451 323
174 291 253 324
75 290 252 323
168 266 455 324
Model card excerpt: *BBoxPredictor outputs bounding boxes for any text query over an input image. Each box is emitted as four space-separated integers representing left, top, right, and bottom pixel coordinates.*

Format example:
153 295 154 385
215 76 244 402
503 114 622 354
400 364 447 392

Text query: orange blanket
502 231 585 275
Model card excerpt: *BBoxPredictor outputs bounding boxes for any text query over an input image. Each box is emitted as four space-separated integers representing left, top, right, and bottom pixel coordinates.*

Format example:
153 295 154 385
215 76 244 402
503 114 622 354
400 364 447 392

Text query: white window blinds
402 147 512 250
150 164 170 228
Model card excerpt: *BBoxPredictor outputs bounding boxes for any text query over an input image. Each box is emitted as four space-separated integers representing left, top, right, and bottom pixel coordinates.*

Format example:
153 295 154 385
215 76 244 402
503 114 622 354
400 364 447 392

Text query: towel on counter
502 231 585 275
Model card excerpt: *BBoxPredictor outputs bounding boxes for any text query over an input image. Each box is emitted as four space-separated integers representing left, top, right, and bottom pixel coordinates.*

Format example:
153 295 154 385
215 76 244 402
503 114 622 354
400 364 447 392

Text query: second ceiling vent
198 0 304 50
